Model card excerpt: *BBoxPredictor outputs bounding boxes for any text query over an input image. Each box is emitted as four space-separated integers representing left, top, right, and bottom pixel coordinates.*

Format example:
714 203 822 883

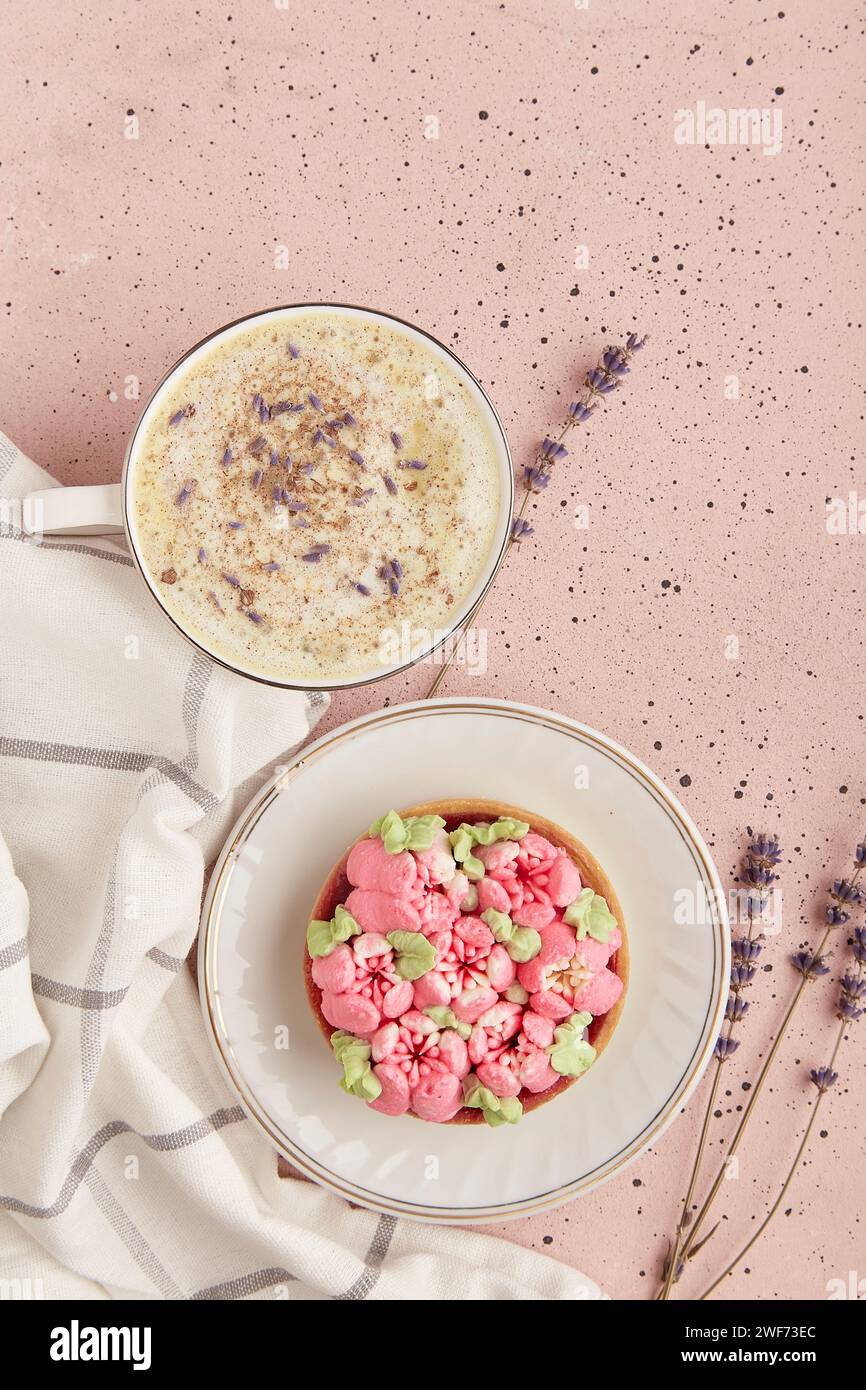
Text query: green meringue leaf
463 852 485 881
563 887 617 942
306 904 362 958
506 925 542 963
330 1030 382 1101
462 1076 523 1127
483 1095 523 1127
448 819 528 880
423 1005 472 1041
332 905 360 942
371 809 447 854
481 907 514 941
469 817 530 846
481 908 541 963
403 814 447 852
546 1011 597 1077
386 929 436 981
462 1076 499 1111
353 1069 383 1101
449 827 473 863
306 918 336 958
369 809 409 854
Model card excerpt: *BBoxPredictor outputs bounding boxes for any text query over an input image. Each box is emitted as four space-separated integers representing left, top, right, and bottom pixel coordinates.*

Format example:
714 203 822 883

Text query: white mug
23 304 514 691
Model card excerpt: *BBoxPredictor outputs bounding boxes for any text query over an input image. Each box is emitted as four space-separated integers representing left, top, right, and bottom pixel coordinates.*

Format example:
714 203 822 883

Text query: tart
303 800 628 1126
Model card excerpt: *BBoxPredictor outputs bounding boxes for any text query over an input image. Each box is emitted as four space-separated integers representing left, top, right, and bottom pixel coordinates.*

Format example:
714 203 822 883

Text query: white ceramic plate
198 699 729 1223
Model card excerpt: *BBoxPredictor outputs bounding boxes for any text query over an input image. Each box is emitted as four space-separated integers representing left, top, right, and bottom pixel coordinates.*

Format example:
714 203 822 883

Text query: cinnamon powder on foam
131 311 500 683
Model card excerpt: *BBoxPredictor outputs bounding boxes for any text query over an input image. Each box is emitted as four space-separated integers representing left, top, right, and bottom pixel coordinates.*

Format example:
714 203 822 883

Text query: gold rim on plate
198 698 730 1223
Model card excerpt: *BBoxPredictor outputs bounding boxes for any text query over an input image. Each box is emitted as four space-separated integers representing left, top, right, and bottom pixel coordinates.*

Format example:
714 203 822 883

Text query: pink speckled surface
3 0 864 1299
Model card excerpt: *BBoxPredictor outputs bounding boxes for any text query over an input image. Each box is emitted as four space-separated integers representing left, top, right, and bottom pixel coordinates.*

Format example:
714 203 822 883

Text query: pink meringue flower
544 852 582 907
416 889 460 936
467 1000 524 1065
369 1062 411 1116
411 1071 463 1122
470 1004 559 1096
511 899 556 930
344 887 422 935
346 836 417 896
451 985 499 1023
413 828 459 887
573 967 624 1015
310 942 355 994
426 919 494 1001
476 876 512 914
476 1058 522 1098
317 932 415 1036
321 990 381 1036
517 919 624 1021
517 832 558 870
368 1010 470 1119
474 839 520 873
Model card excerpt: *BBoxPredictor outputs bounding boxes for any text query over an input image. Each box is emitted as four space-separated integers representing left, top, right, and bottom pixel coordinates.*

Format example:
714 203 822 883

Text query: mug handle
22 484 125 538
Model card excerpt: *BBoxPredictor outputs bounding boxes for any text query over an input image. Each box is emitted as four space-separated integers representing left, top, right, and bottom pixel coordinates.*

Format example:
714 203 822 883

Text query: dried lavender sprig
521 335 648 498
672 832 866 1293
791 949 830 980
838 962 866 1022
424 334 648 699
748 833 784 868
809 1065 838 1092
658 831 779 1300
698 912 866 1299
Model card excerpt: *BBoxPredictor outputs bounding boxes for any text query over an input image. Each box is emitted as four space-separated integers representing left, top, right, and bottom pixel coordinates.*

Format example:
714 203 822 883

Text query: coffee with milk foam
131 310 501 683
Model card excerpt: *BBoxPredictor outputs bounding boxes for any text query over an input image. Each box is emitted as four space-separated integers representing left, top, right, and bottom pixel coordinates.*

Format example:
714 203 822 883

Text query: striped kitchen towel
0 433 605 1301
